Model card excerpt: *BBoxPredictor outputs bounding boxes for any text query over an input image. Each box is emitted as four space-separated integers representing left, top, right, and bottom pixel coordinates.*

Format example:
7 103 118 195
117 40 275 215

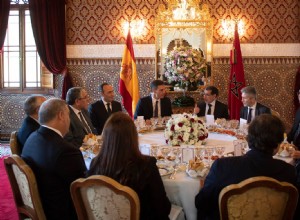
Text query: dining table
84 130 294 220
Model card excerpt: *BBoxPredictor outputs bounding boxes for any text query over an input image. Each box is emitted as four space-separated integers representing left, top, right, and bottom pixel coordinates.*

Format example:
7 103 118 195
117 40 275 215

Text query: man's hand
194 103 200 114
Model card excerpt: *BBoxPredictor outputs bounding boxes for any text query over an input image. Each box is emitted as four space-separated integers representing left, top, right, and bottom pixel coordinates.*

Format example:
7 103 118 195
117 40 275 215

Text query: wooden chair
271 109 280 118
71 175 140 220
4 155 46 220
10 131 21 155
219 176 298 220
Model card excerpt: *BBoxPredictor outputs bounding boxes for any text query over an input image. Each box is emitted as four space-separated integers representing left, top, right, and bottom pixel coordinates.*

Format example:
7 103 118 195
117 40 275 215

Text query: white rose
183 132 190 142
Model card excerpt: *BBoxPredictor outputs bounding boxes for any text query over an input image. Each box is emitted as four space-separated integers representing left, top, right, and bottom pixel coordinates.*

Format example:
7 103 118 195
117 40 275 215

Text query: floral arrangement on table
164 46 206 90
164 113 208 146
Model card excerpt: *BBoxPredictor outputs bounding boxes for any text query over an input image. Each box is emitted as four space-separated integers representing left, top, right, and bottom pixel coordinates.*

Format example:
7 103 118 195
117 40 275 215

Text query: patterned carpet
0 144 18 220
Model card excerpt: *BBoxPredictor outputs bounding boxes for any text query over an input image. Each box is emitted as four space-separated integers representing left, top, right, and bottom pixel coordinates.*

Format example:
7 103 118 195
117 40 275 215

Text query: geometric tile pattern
66 0 300 44
0 94 55 141
1 57 300 139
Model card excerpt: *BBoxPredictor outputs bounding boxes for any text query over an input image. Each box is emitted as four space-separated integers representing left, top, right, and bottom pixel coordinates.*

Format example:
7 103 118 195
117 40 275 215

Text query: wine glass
150 117 158 128
205 146 215 166
172 147 182 166
150 145 159 159
160 146 172 164
194 147 206 162
215 146 225 158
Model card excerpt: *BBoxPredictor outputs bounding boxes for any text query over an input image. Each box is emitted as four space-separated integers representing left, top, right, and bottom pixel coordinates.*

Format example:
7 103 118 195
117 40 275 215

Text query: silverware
169 167 178 179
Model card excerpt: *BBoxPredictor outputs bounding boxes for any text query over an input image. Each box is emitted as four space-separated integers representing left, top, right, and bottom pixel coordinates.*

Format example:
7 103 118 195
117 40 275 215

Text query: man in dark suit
195 114 297 220
17 95 46 152
88 83 122 134
134 79 173 120
288 89 300 148
194 86 229 119
22 98 87 220
240 86 271 123
64 87 97 148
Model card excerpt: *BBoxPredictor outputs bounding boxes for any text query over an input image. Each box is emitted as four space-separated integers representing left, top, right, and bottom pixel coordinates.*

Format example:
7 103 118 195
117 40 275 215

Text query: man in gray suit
240 86 271 123
64 87 97 148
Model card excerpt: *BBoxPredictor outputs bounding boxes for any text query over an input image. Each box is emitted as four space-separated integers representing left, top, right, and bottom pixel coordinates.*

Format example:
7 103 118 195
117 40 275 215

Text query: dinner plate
154 126 165 131
276 153 291 158
158 166 174 176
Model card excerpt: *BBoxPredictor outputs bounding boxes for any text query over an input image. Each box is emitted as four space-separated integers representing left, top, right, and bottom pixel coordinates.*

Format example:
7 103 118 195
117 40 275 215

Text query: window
1 0 52 93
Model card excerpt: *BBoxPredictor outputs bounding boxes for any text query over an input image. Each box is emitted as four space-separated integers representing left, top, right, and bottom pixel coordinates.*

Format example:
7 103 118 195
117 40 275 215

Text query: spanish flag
119 31 140 118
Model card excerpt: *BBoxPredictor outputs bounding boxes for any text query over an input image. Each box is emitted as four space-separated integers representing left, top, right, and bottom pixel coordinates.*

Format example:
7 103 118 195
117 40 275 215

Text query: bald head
39 98 70 136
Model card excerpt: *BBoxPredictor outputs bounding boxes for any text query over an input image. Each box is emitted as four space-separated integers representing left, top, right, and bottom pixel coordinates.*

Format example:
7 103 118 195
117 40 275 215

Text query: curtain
29 0 72 99
0 0 10 51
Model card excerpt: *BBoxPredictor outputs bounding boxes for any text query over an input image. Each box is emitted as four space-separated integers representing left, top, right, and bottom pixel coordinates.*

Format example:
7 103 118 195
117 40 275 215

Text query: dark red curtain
0 0 10 51
29 0 72 99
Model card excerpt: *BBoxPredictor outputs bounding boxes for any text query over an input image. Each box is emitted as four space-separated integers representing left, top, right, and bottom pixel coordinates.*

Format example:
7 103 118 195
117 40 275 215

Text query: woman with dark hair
87 112 171 220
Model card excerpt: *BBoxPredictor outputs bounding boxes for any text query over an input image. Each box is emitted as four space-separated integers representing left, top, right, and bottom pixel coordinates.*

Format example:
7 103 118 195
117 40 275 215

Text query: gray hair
66 87 84 105
241 86 257 99
24 95 45 116
39 98 67 124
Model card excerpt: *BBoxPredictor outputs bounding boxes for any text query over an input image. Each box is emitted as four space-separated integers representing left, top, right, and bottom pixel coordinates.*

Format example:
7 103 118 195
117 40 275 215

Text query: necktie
107 103 112 115
207 104 212 115
79 112 92 134
247 108 253 123
154 100 158 117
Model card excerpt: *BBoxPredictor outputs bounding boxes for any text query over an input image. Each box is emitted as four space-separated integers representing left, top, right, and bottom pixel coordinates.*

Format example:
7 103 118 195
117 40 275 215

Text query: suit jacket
88 100 122 134
288 107 300 148
88 156 171 220
134 96 173 120
196 100 229 119
64 107 97 148
21 126 87 220
240 102 271 120
195 149 297 220
17 116 40 152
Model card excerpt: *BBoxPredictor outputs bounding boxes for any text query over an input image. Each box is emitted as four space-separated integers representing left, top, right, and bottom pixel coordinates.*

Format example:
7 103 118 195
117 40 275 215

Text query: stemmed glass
169 147 182 179
205 146 215 167
150 145 159 159
160 146 172 165
150 117 158 129
194 147 206 162
172 147 182 166
215 146 225 158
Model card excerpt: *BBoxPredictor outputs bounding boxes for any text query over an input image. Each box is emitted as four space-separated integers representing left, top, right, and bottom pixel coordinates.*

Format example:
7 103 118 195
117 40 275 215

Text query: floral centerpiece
164 46 206 90
164 113 208 146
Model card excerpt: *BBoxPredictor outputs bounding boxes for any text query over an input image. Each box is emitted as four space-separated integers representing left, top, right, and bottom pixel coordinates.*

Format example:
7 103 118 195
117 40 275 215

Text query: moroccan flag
228 24 246 120
119 31 140 118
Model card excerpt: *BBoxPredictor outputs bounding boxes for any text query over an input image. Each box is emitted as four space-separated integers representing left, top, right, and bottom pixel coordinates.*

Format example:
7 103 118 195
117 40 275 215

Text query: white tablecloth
85 131 293 220
139 131 237 220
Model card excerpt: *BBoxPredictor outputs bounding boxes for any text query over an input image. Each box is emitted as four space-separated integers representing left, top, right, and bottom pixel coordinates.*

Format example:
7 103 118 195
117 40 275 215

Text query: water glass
160 146 172 164
215 146 225 157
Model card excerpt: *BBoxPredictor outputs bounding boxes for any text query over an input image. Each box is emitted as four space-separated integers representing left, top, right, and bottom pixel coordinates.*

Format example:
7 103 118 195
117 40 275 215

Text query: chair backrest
71 175 140 220
271 109 280 117
219 176 298 220
4 155 46 220
10 131 21 155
